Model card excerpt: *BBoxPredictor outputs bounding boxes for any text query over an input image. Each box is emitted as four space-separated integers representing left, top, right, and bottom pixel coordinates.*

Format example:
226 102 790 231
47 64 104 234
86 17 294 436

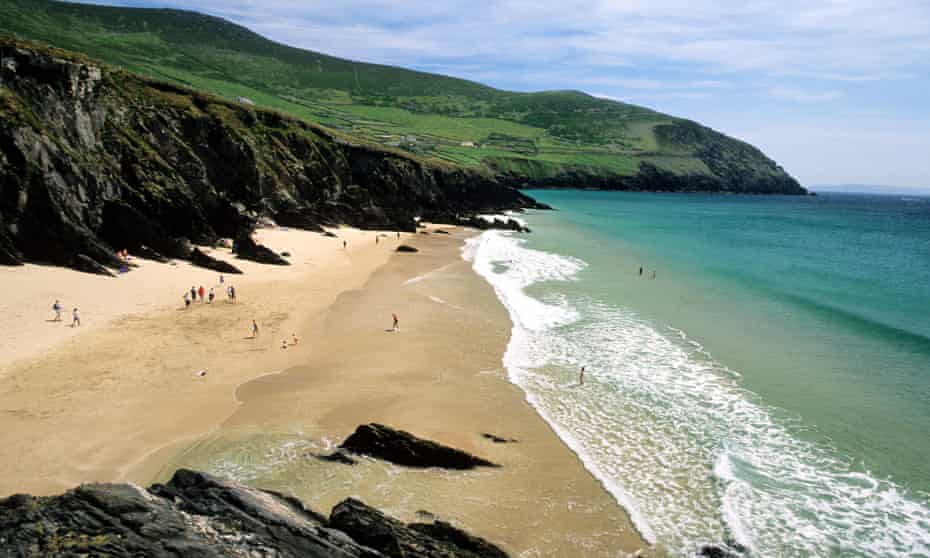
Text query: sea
467 191 930 557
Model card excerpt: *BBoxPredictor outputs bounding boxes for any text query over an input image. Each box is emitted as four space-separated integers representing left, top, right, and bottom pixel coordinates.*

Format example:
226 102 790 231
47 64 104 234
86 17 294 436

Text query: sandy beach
0 227 649 557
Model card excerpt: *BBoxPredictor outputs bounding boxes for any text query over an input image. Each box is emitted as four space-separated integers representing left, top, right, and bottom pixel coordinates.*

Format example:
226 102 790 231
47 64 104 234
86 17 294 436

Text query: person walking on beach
651 270 656 280
343 240 347 249
639 266 643 277
251 320 259 338
376 235 379 245
392 313 399 332
190 286 197 303
579 366 585 386
229 285 237 303
219 274 224 285
71 307 81 327
52 299 62 322
183 292 191 309
396 232 400 240
291 333 299 345
208 288 215 304
198 285 205 302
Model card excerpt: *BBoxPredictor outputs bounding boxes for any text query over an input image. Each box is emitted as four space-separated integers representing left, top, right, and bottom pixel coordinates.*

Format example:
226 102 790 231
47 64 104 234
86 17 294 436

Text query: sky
69 0 930 190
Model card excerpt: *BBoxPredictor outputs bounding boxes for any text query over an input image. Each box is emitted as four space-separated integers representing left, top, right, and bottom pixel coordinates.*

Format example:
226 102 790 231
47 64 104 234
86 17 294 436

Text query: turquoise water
467 192 930 556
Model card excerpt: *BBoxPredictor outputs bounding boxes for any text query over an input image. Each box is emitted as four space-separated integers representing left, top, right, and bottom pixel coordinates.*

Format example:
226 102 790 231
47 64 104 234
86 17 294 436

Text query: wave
466 230 930 557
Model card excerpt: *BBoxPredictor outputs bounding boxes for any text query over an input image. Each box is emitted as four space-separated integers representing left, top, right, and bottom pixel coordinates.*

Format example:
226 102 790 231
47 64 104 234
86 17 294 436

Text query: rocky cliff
0 468 509 557
0 39 541 271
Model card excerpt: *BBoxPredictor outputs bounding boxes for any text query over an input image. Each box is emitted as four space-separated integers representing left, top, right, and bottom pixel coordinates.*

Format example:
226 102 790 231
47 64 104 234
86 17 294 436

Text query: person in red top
198 285 205 301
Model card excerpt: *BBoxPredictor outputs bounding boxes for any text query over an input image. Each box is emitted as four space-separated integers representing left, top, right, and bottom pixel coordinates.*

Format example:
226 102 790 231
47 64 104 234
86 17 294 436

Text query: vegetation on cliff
0 0 805 194
0 38 538 270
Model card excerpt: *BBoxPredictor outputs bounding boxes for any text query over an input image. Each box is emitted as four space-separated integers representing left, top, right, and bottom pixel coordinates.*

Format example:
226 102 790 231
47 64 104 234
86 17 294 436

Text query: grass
0 0 799 189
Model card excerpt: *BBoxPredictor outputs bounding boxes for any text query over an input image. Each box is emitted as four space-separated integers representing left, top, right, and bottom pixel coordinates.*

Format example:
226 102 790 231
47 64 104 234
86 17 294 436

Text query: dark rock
420 231 430 235
233 234 290 266
189 247 243 274
396 245 419 253
322 231 339 238
73 253 115 276
315 451 359 466
698 543 748 558
481 433 517 444
281 251 291 257
132 244 168 263
433 230 450 235
331 498 509 558
340 424 499 470
0 469 508 557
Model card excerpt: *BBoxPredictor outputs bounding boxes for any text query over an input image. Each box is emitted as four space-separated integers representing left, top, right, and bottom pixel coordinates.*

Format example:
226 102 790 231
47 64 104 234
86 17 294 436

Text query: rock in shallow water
340 423 499 470
0 468 509 557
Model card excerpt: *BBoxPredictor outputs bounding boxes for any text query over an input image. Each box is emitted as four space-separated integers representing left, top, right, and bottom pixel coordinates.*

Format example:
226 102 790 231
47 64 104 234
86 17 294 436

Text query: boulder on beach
331 498 509 558
0 468 510 557
339 423 499 470
396 245 419 253
190 248 243 274
233 233 290 265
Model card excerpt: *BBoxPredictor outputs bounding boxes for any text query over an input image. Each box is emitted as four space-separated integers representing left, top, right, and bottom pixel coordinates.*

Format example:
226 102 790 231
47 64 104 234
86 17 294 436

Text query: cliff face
0 40 539 270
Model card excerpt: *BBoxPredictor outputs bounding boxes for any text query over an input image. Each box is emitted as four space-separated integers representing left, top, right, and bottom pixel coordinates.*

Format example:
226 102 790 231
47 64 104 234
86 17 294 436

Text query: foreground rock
0 468 508 557
340 424 499 470
396 244 419 253
331 498 508 558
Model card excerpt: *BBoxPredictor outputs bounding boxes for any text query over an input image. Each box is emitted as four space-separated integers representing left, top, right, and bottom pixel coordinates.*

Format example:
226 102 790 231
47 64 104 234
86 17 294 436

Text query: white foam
465 229 930 557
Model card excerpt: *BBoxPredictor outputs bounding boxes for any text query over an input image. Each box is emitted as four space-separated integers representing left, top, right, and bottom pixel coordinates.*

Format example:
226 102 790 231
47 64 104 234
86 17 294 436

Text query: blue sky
71 0 930 190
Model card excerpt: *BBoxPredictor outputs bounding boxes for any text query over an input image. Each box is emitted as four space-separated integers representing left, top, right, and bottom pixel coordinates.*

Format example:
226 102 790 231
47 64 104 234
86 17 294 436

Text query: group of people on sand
183 275 236 309
50 299 81 327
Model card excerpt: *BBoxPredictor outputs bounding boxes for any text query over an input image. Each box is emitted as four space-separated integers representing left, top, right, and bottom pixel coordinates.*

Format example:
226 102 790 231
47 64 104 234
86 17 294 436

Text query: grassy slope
0 0 801 191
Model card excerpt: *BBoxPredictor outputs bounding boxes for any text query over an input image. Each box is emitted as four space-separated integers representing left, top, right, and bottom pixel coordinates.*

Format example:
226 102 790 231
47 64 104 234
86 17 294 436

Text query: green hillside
0 0 804 193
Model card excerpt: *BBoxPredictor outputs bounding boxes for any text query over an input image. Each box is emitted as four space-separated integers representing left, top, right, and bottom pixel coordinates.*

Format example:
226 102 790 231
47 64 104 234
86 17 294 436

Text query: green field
0 0 801 191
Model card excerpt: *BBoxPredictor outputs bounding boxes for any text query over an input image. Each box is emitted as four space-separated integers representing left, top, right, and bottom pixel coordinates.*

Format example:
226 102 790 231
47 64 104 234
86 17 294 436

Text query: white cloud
769 87 842 103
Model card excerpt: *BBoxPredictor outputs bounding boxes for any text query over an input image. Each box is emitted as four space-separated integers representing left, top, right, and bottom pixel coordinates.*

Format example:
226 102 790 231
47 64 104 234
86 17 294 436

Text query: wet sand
150 229 650 557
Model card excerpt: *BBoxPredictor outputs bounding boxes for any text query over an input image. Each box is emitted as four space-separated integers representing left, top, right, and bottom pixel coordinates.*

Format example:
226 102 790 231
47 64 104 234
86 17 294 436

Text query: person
208 287 215 304
190 286 197 302
252 320 259 338
219 274 224 285
343 240 347 249
396 232 400 240
71 307 81 327
198 285 205 302
291 333 299 345
639 266 643 276
52 299 62 322
651 270 656 280
579 366 585 386
183 292 191 309
376 235 379 245
230 285 237 303
392 313 399 332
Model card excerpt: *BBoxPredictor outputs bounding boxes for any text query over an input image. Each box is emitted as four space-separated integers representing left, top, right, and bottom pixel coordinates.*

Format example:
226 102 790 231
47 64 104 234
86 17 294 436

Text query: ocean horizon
469 190 930 556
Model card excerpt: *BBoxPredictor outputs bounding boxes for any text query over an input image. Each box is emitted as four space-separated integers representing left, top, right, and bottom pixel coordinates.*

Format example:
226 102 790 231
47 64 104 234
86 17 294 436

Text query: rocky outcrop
189 247 243 274
232 234 290 266
396 245 419 253
340 424 499 470
330 498 509 558
0 468 509 557
0 39 542 273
